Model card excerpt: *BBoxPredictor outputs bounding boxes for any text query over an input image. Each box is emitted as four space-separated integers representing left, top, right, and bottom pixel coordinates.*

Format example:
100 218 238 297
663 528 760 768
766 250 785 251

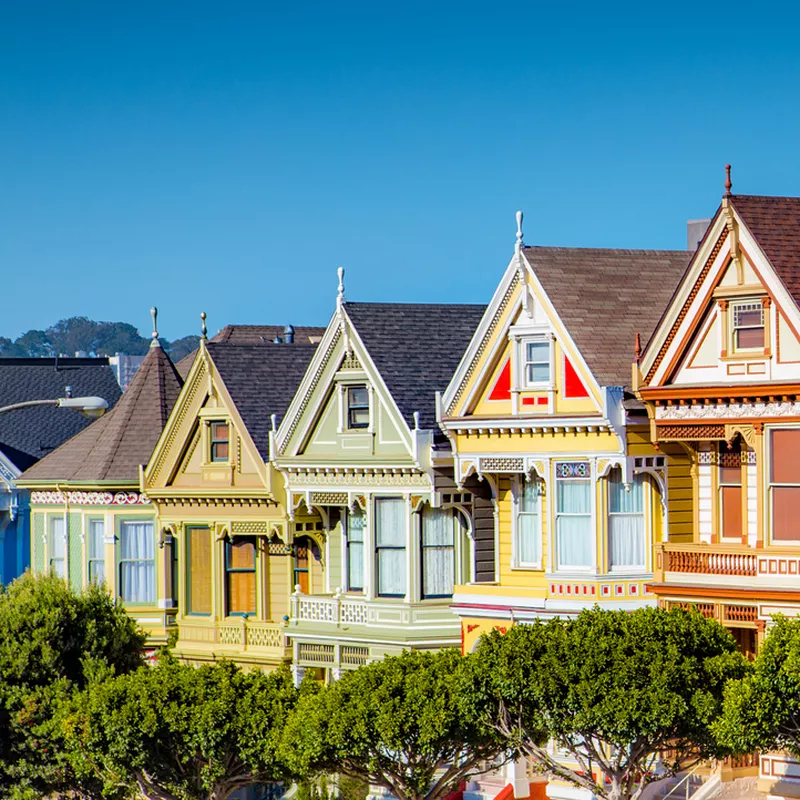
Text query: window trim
346 385 370 430
420 506 456 599
730 299 765 353
186 525 213 616
521 336 552 388
209 420 230 463
87 517 105 585
512 475 542 569
49 515 67 579
768 426 800 544
224 537 257 617
554 462 593 572
117 518 156 606
374 497 407 598
345 508 365 592
607 468 647 573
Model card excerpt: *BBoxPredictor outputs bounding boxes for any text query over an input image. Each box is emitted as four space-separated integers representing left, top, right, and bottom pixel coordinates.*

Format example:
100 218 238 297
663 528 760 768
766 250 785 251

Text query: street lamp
0 396 109 419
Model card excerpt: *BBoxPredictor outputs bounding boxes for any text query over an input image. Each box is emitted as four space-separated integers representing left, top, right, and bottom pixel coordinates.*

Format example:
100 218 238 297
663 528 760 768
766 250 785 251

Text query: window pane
228 539 256 570
422 546 454 597
772 429 800 484
349 387 368 406
377 549 406 595
608 471 643 513
736 327 764 349
119 522 155 603
520 479 540 513
528 363 550 383
774 487 800 541
734 307 763 327
518 513 539 563
189 527 212 614
557 479 591 514
556 515 592 567
721 485 742 539
376 499 405 546
88 519 104 559
422 507 454 546
89 560 105 584
50 518 66 558
347 509 364 543
609 515 645 567
349 407 370 427
211 421 229 440
526 341 549 362
348 541 364 591
227 571 256 615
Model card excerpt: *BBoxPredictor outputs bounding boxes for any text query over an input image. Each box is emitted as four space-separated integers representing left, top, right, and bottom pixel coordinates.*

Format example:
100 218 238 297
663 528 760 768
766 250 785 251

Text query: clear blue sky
2 1 800 342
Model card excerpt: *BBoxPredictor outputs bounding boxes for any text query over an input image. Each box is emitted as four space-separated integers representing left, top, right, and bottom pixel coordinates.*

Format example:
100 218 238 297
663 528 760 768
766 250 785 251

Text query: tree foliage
715 615 800 756
467 607 749 800
66 657 303 800
0 573 146 799
280 648 510 800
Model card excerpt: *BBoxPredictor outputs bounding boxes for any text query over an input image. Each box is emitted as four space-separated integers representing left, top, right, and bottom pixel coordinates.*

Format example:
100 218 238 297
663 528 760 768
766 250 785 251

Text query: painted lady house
271 272 487 682
142 322 324 667
637 174 800 796
18 323 182 645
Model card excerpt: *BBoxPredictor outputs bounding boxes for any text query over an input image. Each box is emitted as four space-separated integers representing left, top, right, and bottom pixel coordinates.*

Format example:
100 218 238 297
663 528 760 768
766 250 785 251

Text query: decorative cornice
442 415 611 436
31 490 150 506
656 401 800 421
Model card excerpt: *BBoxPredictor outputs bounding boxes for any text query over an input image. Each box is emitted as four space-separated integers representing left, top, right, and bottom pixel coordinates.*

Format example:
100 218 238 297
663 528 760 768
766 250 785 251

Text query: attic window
347 386 369 430
732 301 764 350
523 338 551 385
210 421 230 462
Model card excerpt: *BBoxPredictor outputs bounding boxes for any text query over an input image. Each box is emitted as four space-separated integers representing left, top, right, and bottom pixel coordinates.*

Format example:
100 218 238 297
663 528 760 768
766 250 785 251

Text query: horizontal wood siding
664 443 694 543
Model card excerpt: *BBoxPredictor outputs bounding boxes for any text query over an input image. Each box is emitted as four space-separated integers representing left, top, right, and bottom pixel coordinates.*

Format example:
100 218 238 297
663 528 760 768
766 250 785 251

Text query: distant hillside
0 317 198 361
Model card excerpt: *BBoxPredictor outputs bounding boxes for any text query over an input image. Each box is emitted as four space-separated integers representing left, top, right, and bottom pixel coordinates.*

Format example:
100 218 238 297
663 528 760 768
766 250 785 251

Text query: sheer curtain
119 521 155 603
375 498 406 596
49 517 66 578
346 508 364 591
556 479 592 568
421 507 454 598
517 478 541 565
608 470 645 569
88 519 105 584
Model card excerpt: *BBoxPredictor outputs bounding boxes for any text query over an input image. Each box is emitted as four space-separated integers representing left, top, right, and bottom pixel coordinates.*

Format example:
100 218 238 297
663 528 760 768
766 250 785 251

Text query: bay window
346 508 364 592
118 520 155 603
514 476 542 566
770 428 800 541
555 463 592 569
375 498 406 597
187 526 212 614
226 538 256 616
608 469 646 570
420 506 455 598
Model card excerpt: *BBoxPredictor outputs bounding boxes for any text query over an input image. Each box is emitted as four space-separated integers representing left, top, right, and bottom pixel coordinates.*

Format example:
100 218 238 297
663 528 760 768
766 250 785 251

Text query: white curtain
517 479 541 564
119 521 155 603
375 498 406 596
556 479 592 568
346 509 364 591
609 471 645 569
421 507 454 598
88 519 105 583
50 517 66 578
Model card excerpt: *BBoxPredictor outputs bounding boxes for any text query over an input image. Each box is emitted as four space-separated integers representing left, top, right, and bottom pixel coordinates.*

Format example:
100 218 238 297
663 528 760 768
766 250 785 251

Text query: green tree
467 607 749 800
166 335 200 362
280 649 510 800
14 328 53 356
0 573 146 799
67 657 302 800
715 615 800 756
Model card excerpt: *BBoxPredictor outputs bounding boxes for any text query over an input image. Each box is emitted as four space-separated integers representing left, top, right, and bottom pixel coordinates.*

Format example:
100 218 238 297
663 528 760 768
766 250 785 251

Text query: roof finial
337 267 345 305
515 210 524 251
634 332 642 364
200 311 207 341
724 164 732 197
150 306 160 348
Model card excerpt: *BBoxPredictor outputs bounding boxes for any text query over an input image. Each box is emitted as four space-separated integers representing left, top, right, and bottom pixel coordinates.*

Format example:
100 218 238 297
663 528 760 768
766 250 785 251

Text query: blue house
0 357 121 585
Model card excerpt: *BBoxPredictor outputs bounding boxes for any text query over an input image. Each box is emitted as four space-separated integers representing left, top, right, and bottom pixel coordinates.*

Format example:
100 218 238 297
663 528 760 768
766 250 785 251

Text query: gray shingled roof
523 247 693 389
0 358 122 470
207 342 319 459
344 302 487 431
19 345 183 483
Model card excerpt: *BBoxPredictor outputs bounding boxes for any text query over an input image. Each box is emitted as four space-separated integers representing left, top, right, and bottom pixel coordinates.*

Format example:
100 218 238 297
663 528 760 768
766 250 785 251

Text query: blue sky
2 2 800 342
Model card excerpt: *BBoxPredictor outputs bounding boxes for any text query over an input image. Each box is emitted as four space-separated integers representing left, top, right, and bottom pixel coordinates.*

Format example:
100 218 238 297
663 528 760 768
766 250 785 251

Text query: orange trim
494 785 515 800
647 582 800 602
684 311 718 369
639 383 800 401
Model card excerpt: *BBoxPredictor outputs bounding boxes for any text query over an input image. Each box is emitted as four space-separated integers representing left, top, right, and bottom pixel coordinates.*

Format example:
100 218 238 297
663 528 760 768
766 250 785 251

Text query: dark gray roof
344 302 487 431
0 358 122 470
207 342 319 459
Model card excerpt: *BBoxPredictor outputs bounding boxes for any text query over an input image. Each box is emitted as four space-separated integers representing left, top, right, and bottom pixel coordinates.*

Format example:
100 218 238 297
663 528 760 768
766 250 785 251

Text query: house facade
638 191 800 795
271 279 486 682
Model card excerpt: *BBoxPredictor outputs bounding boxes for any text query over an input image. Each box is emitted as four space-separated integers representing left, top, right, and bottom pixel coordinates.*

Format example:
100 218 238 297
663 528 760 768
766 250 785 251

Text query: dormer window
210 421 229 462
347 386 369 429
731 301 765 350
524 338 551 385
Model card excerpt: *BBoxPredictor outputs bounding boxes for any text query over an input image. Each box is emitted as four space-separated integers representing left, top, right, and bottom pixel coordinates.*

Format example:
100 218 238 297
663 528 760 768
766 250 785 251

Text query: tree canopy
467 607 749 800
66 657 304 800
0 573 146 799
280 648 510 800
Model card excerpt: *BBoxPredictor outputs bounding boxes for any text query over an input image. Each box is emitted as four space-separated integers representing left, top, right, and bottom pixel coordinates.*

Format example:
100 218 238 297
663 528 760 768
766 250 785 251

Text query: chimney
284 324 295 344
687 219 711 252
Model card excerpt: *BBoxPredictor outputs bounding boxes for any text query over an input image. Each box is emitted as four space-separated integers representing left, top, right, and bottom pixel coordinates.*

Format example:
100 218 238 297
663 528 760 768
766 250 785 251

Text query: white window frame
767 426 800 545
607 469 647 573
87 517 105 584
512 475 542 568
554 462 593 572
344 507 365 592
49 516 66 578
521 336 553 388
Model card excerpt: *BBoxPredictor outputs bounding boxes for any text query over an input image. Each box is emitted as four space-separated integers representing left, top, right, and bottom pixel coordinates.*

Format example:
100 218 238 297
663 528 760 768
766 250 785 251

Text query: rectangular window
210 421 229 462
88 519 105 584
515 477 542 566
555 463 592 569
346 508 364 591
347 386 369 429
770 429 800 541
421 507 454 598
226 538 256 616
732 301 765 350
608 469 645 569
375 498 406 597
719 444 742 540
49 517 66 578
118 521 155 603
524 339 550 384
293 537 310 593
188 526 212 614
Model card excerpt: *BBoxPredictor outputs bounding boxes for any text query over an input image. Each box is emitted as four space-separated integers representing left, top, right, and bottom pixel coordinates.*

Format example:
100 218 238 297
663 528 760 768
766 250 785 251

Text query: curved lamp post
0 396 109 419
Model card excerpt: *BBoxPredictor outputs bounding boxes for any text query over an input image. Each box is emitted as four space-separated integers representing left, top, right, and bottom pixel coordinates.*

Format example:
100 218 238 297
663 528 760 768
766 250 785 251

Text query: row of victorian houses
9 181 800 800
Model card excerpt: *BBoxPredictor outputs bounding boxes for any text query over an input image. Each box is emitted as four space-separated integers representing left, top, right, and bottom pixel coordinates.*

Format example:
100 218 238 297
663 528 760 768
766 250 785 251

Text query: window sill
510 564 543 571
720 352 768 362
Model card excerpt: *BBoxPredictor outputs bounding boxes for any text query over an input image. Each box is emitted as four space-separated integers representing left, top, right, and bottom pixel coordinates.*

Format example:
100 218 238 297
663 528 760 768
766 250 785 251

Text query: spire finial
515 210 524 251
724 164 732 197
200 312 207 341
634 332 642 364
337 267 345 305
150 306 160 348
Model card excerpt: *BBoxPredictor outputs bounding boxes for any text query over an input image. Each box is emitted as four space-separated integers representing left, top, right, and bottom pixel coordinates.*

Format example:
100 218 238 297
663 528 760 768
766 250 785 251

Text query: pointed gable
19 345 183 482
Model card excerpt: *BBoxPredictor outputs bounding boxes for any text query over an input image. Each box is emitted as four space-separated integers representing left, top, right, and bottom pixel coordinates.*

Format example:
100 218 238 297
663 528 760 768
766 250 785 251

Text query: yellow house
18 328 183 646
637 184 800 796
439 214 692 656
142 326 323 668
